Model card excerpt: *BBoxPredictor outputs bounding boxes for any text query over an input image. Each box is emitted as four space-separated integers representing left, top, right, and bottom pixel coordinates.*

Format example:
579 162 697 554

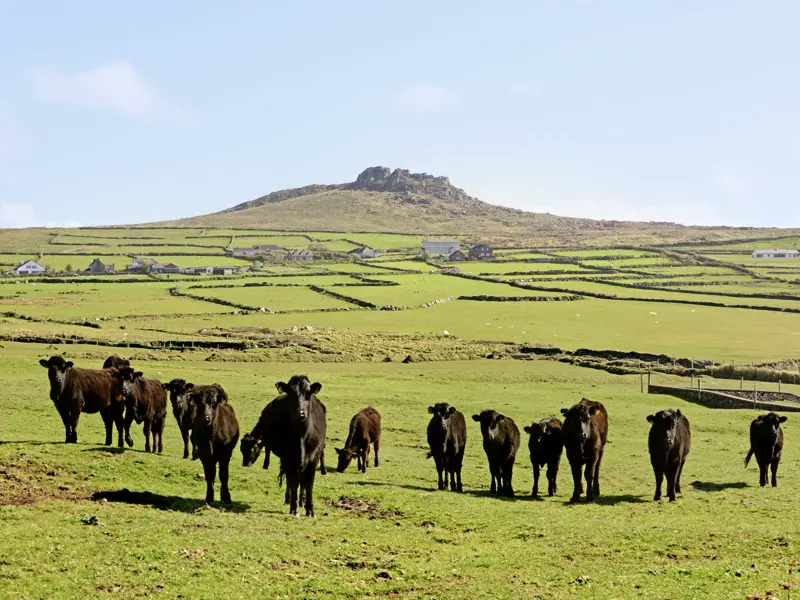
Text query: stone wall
648 384 800 413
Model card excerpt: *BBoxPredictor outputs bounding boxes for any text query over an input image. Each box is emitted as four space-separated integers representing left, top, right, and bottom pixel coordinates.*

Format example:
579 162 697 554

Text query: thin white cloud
0 201 80 228
31 61 172 120
715 163 747 197
364 84 458 116
509 82 543 99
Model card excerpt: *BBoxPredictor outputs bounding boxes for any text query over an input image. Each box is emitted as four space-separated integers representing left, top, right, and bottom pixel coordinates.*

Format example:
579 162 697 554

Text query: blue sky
1 1 798 228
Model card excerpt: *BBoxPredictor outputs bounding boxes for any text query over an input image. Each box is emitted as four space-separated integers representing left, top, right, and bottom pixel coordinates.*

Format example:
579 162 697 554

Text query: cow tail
744 448 754 467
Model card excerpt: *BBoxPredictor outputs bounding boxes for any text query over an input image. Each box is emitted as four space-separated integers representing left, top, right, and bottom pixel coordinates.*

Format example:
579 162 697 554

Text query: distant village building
86 259 115 275
532 257 551 263
233 245 283 258
348 246 381 259
752 249 799 259
184 266 214 276
12 260 46 276
151 262 181 274
288 250 314 261
468 244 493 260
448 250 468 262
421 238 460 256
212 266 234 276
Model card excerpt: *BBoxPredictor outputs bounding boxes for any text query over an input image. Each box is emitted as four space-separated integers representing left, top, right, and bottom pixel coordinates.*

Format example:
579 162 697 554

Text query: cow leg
504 460 515 497
443 457 451 491
181 428 190 459
111 404 126 448
489 462 499 496
653 467 664 501
68 410 80 444
157 419 165 453
676 458 685 495
373 439 380 468
319 448 327 476
202 459 216 504
759 461 768 487
59 410 72 444
219 453 232 505
262 450 270 470
433 455 445 490
143 421 152 453
101 408 113 446
288 471 300 516
532 462 540 497
303 464 317 517
362 443 370 473
584 460 597 502
123 405 135 448
592 449 604 498
548 458 559 496
666 464 678 502
569 460 583 503
455 449 464 493
771 457 780 488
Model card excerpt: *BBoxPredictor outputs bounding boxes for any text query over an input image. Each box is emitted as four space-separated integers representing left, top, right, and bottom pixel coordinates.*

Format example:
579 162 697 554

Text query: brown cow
561 398 608 503
472 410 521 497
524 416 564 497
163 379 197 459
336 407 381 473
111 367 167 453
40 356 124 445
426 403 467 492
190 384 239 504
745 412 787 487
102 354 130 370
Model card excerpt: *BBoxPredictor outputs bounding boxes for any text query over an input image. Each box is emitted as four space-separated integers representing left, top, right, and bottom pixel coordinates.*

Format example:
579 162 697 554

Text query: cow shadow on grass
92 489 250 513
348 480 436 493
690 481 748 492
82 446 153 455
0 440 61 446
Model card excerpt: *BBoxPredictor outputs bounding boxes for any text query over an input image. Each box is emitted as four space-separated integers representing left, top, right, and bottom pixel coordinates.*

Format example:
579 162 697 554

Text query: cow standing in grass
111 367 167 453
102 354 130 370
745 412 787 487
40 356 124 445
472 410 520 497
190 384 239 505
336 407 381 473
647 409 691 502
163 379 197 459
426 403 467 492
524 416 564 497
561 398 608 503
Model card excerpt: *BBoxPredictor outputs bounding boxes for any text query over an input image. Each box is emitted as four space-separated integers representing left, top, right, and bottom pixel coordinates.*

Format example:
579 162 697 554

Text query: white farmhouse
13 260 46 276
421 238 460 256
752 249 799 259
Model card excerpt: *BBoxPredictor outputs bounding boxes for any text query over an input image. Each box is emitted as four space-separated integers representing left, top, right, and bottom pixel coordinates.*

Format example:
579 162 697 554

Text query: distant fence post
698 378 702 401
755 381 758 407
648 369 652 390
740 377 744 391
779 381 783 393
640 374 644 394
691 374 694 388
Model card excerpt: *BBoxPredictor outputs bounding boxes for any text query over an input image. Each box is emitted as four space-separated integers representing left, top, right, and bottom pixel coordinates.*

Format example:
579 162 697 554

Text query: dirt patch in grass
0 458 91 506
328 496 404 519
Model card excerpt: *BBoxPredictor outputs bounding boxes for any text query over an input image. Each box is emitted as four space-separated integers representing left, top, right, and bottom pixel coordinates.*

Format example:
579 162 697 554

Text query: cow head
646 409 682 443
39 356 73 399
428 403 457 433
110 367 144 420
761 412 788 431
524 421 548 444
275 375 322 424
561 400 600 442
472 410 505 441
163 379 193 413
189 385 227 428
335 447 357 472
240 433 263 467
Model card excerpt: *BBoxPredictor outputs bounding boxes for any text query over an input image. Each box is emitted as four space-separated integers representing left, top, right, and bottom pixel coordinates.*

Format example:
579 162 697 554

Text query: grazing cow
111 367 167 453
39 356 123 445
647 409 691 502
102 354 130 370
241 395 287 471
523 417 564 497
745 412 787 487
163 379 198 459
189 384 239 504
472 410 520 497
336 407 381 473
426 403 467 492
561 398 608 503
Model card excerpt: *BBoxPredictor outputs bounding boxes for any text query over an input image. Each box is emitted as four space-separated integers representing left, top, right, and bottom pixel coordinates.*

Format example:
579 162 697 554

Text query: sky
1 1 799 229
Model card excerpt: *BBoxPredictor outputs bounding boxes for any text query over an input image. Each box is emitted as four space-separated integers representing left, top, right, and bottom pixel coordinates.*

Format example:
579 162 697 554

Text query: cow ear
588 406 598 416
780 416 788 423
162 382 169 390
310 382 322 395
523 425 532 434
335 448 344 455
494 415 506 425
560 408 569 416
675 409 681 417
646 415 654 423
65 361 74 370
427 406 434 414
185 383 194 391
39 359 50 368
471 414 480 422
276 382 287 393
133 371 143 379
448 406 456 414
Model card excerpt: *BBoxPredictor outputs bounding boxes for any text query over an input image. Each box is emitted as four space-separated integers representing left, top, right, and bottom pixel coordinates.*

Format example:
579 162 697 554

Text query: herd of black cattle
38 354 788 517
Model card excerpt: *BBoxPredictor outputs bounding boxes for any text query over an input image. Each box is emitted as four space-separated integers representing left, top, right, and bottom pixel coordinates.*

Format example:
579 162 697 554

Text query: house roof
754 249 798 253
422 238 460 244
348 246 372 254
15 260 43 270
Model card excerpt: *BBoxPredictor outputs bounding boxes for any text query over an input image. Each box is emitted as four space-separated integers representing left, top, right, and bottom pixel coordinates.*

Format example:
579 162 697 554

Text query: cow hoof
668 496 676 502
125 439 134 448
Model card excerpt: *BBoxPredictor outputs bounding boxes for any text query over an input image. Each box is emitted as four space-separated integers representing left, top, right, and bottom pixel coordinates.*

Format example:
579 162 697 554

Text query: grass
1 348 799 599
186 285 355 311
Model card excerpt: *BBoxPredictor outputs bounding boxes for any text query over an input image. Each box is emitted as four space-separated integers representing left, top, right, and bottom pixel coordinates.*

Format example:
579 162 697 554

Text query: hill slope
153 167 787 245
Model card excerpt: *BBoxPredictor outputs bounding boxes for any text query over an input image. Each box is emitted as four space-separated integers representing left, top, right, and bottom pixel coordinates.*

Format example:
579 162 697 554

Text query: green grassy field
4 226 800 599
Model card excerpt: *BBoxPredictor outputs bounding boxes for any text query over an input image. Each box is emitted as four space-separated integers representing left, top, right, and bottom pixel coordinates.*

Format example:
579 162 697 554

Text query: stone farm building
151 262 181 274
421 238 460 256
448 250 468 262
233 245 283 258
86 259 115 275
12 260 46 276
469 244 493 260
753 249 799 259
348 246 381 259
288 250 314 261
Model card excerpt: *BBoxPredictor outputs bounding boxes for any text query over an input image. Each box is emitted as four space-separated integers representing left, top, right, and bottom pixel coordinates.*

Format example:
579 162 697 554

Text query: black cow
561 398 608 503
745 412 787 487
189 385 239 504
647 409 691 502
275 376 327 516
163 379 198 459
472 410 520 497
111 367 167 453
523 417 564 497
336 406 381 473
40 356 124 445
426 403 467 492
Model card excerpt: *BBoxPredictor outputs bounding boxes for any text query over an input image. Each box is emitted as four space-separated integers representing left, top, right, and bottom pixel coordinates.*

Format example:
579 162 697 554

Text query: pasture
3 226 800 598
